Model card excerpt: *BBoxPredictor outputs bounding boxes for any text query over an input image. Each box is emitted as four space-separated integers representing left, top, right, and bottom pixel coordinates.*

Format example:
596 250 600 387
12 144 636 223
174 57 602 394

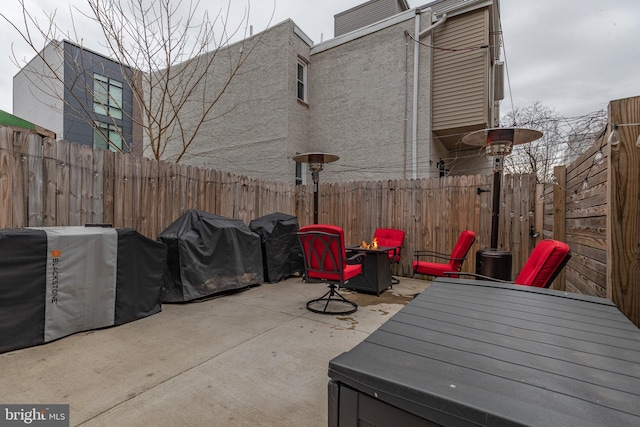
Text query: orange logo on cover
51 249 62 257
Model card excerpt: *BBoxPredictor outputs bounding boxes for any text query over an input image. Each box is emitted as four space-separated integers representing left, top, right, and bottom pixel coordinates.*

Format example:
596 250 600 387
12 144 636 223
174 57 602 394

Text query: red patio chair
297 224 363 315
448 240 570 288
373 228 405 285
412 230 476 278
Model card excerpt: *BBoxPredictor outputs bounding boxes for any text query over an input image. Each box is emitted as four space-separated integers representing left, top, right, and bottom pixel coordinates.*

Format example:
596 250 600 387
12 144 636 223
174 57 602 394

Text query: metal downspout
412 11 447 179
411 11 420 180
403 31 409 179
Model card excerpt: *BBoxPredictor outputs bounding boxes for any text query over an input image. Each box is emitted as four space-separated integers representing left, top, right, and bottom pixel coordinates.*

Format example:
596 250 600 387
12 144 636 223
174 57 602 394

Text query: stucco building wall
160 20 312 182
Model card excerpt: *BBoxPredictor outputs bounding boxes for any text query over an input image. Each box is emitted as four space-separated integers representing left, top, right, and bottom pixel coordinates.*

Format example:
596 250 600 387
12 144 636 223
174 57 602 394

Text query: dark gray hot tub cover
159 209 263 302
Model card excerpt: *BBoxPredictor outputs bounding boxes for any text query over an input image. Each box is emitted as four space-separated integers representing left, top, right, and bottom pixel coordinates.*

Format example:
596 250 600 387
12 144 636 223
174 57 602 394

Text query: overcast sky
1 0 638 120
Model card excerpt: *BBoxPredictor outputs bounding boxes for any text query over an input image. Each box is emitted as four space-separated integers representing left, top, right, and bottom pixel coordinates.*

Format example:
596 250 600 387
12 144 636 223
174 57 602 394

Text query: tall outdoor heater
462 128 542 279
292 152 339 224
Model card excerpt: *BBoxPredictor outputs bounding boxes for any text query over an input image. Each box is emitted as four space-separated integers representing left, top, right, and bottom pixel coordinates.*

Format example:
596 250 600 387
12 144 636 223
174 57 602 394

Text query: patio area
0 276 431 426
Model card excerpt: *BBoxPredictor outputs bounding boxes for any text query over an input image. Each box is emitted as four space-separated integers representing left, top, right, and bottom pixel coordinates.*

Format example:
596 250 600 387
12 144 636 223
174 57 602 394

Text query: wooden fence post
534 183 544 245
553 165 567 290
607 97 640 327
0 128 12 228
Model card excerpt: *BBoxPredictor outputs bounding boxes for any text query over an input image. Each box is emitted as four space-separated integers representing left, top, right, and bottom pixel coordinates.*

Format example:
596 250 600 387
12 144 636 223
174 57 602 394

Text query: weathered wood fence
0 125 540 280
321 173 538 278
3 95 638 327
2 100 637 325
0 128 303 237
543 96 640 327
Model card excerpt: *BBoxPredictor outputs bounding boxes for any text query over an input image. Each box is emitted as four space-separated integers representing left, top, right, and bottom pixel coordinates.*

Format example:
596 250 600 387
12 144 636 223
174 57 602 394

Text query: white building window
297 60 307 102
94 74 123 120
295 161 307 185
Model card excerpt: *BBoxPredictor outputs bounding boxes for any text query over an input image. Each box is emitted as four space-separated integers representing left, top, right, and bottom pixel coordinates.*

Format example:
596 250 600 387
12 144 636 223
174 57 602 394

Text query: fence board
123 154 136 228
102 150 115 226
27 134 44 226
166 162 178 222
113 153 125 228
196 167 207 212
131 156 142 231
185 165 198 213
12 131 29 227
607 96 640 325
68 143 83 226
137 157 157 237
156 161 171 234
566 267 606 298
80 145 94 225
212 169 223 215
569 251 606 285
55 142 71 226
0 128 13 228
42 138 57 226
92 150 104 224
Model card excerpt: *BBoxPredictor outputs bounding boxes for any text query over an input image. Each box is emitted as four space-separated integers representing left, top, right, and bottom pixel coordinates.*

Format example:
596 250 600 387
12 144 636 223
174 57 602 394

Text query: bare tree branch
3 0 275 161
501 101 607 183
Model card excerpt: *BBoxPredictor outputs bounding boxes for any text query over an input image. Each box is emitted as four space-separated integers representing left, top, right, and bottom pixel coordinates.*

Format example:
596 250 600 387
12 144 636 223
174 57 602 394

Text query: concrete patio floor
0 276 432 427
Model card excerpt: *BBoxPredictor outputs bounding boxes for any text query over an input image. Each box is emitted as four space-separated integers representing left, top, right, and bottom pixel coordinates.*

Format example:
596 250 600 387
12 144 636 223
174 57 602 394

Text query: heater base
476 249 512 281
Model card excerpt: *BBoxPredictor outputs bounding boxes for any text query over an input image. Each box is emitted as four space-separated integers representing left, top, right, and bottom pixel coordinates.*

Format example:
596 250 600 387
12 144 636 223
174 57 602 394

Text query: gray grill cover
0 227 167 354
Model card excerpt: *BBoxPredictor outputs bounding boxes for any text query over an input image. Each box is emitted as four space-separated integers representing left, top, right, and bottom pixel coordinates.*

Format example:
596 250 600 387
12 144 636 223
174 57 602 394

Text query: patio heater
292 152 339 224
462 128 542 279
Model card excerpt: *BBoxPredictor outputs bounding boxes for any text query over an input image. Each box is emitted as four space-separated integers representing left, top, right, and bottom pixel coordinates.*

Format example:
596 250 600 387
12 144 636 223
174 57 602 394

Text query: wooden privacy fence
0 125 539 279
0 128 303 237
543 96 640 327
320 174 538 278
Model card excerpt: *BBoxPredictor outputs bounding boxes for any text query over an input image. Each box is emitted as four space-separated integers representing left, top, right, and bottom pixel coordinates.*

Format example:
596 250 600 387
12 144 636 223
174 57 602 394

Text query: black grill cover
159 209 263 302
249 212 304 283
114 229 168 324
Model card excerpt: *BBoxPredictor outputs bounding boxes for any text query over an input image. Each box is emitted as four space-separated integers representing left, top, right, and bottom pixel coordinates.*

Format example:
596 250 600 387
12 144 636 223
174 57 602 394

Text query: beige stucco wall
154 20 312 183
309 17 433 182
286 29 313 183
152 1 497 184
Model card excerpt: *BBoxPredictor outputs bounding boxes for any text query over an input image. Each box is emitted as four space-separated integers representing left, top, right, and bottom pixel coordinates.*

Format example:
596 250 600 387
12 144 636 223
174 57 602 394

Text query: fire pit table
344 246 394 296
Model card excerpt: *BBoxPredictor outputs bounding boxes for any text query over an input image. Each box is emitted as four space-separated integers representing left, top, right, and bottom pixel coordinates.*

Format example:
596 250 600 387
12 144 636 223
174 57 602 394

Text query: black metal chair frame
413 251 470 277
298 230 362 315
388 246 402 285
413 250 469 265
